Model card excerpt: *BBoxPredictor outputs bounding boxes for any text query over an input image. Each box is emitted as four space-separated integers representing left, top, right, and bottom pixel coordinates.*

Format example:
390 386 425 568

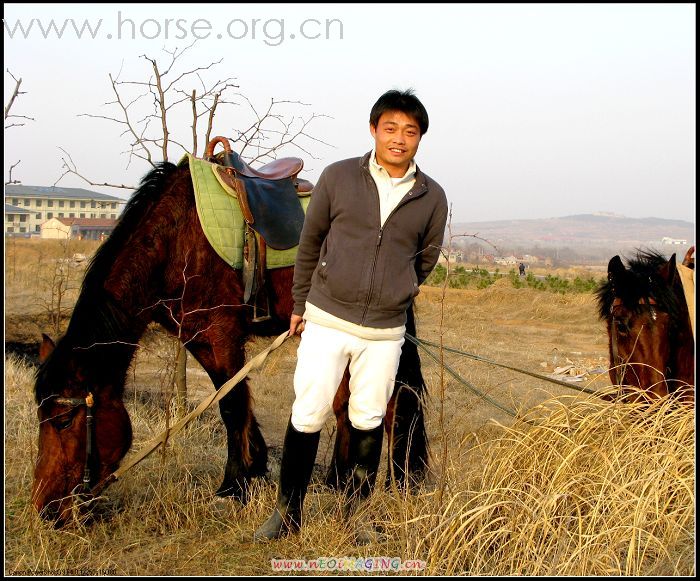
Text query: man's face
370 111 421 177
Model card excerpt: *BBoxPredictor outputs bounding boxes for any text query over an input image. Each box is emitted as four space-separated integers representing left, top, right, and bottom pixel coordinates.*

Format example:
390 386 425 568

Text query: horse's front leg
183 340 268 502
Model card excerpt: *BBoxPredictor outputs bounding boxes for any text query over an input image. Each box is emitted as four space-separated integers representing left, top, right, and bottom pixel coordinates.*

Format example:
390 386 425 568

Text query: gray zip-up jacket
292 151 448 328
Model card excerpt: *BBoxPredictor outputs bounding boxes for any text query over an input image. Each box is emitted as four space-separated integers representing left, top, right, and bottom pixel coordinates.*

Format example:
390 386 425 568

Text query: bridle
609 296 657 385
41 392 97 496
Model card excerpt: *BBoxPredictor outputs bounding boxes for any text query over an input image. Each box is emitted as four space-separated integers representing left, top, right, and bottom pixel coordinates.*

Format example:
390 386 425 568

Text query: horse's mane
35 162 180 404
595 249 680 322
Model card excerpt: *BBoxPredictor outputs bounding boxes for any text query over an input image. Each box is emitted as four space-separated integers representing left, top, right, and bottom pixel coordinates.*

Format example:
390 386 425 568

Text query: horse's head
596 251 685 401
32 334 133 525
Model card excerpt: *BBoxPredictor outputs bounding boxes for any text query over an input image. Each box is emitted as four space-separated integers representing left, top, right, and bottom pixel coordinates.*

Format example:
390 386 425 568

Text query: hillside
450 213 694 262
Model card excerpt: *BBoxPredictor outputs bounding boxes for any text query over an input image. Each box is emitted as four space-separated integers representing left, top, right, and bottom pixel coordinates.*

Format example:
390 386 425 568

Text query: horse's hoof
215 483 248 503
353 522 386 545
325 469 348 491
253 508 298 542
385 471 429 494
209 496 241 514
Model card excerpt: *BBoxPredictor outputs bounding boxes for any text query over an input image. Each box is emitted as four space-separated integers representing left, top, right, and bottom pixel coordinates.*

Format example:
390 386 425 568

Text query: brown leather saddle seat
225 149 303 180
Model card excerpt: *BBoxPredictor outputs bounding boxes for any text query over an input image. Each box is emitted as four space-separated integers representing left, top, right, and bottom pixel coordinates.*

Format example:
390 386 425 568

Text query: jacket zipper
359 169 428 325
360 229 383 324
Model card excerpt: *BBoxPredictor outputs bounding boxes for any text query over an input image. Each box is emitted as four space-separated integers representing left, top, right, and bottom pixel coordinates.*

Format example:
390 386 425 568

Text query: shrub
425 265 605 294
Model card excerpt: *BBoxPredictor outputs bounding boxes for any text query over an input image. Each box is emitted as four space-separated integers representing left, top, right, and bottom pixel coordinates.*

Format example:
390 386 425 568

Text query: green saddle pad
180 153 310 269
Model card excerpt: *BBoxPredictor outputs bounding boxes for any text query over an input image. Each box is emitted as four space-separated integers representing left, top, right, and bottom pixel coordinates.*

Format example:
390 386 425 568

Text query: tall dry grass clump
418 392 695 576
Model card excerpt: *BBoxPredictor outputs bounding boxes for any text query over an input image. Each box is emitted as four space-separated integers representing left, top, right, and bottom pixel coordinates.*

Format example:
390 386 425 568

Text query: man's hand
289 314 305 336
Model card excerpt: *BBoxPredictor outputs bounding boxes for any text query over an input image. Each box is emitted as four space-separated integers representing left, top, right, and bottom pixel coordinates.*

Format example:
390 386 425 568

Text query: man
254 89 448 543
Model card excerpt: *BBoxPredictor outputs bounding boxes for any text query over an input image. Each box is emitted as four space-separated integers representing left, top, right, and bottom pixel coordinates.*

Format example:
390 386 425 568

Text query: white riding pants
290 321 405 433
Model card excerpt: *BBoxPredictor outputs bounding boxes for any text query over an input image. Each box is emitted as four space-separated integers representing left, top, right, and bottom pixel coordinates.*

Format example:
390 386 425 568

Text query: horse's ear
607 255 626 286
659 253 678 284
682 246 695 269
39 334 56 363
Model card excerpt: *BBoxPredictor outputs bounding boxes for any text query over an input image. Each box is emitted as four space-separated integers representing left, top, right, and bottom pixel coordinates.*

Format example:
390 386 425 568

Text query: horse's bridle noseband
43 392 96 495
610 296 657 385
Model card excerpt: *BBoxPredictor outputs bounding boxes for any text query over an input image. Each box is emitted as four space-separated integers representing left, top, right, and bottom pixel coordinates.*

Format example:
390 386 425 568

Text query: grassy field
4 239 695 575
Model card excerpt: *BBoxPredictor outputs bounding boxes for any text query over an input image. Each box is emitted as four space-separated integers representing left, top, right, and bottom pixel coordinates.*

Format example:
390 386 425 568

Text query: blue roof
5 203 32 214
5 184 126 202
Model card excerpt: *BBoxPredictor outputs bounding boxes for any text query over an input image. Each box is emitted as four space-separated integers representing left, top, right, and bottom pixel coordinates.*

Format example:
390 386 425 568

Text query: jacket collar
360 151 427 190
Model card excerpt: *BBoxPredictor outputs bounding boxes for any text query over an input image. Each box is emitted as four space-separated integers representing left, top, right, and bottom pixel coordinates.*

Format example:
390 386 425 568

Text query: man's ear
369 123 376 138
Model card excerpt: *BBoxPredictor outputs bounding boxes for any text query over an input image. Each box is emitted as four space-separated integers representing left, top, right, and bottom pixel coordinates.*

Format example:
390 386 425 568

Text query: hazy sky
4 3 696 223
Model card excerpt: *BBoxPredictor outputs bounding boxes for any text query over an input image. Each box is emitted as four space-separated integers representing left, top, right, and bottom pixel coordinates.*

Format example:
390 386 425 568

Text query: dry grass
418 392 695 575
5 238 101 342
4 240 695 575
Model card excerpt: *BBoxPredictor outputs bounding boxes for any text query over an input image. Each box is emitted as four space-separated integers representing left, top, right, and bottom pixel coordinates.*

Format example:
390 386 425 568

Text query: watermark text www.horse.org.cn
271 556 426 572
3 12 344 46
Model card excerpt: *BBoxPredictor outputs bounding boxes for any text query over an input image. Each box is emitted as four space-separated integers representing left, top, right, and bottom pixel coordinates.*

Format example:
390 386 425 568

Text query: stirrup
252 290 272 323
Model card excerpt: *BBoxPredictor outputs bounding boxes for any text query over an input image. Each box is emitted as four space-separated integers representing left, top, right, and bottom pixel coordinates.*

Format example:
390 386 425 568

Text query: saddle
204 136 313 322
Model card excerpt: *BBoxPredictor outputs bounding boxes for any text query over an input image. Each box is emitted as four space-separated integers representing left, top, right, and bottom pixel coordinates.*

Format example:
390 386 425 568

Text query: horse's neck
64 279 152 395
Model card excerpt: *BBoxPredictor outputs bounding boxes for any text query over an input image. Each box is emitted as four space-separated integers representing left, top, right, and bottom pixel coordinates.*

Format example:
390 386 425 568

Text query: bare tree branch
5 69 35 125
205 92 220 148
6 160 22 185
227 95 333 165
191 89 198 157
140 55 169 162
54 147 137 190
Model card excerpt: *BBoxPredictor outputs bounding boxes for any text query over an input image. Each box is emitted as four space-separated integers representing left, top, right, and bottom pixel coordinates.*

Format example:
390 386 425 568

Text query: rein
609 296 657 384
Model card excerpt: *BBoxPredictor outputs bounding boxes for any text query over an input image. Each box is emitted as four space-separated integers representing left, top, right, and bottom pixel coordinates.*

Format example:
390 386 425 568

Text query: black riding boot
253 418 320 542
344 422 384 544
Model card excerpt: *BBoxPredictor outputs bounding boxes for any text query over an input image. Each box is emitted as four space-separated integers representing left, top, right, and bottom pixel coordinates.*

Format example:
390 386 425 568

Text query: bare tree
56 41 330 183
34 238 83 338
53 43 329 420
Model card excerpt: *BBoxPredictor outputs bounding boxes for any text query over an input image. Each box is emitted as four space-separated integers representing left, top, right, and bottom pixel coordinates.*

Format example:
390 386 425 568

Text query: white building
661 237 688 245
41 217 118 240
5 184 126 236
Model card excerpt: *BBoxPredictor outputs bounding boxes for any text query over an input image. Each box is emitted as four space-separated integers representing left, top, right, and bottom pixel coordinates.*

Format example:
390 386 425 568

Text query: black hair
369 89 429 135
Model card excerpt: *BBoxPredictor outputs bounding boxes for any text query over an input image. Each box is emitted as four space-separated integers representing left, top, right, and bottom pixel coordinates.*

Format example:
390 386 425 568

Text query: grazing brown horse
595 249 694 403
33 161 429 524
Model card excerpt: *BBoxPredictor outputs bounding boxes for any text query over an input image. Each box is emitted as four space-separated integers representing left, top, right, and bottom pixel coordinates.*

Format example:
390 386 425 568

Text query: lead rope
412 337 599 395
405 333 517 418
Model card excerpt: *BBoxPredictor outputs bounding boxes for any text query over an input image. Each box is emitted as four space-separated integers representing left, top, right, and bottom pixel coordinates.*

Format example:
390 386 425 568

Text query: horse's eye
615 320 630 335
50 409 77 431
